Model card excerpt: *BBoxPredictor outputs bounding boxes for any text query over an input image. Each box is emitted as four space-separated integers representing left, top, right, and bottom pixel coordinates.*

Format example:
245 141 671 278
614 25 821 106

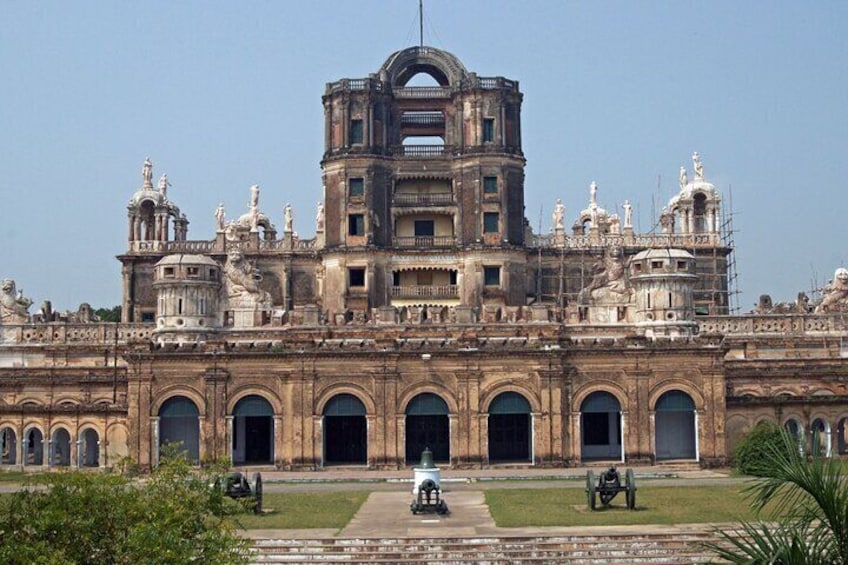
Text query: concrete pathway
342 490 496 538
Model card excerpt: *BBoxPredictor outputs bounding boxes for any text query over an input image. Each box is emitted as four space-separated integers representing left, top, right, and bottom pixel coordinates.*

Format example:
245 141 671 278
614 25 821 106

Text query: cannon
410 478 448 515
213 471 263 514
586 466 636 510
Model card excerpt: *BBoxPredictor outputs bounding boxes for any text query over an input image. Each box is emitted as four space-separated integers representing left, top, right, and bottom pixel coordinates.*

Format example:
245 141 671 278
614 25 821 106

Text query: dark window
392 271 400 286
349 268 365 288
163 267 175 278
483 176 498 194
350 120 363 144
484 266 500 286
449 270 457 285
140 312 155 323
483 212 499 233
186 266 199 278
349 178 364 197
483 118 495 143
348 214 364 236
414 220 435 236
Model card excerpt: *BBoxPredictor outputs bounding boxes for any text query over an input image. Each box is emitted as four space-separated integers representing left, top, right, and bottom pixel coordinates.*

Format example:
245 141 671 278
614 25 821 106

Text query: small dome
632 248 694 262
155 254 218 268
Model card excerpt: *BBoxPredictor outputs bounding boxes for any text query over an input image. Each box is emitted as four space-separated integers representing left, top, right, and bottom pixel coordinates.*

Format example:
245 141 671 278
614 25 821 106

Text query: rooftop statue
214 203 226 232
142 157 153 188
622 200 633 229
679 166 688 191
316 201 325 231
0 279 33 324
223 250 271 307
552 198 565 230
590 181 598 207
158 174 169 199
816 268 848 313
284 203 293 233
578 246 632 306
692 152 704 181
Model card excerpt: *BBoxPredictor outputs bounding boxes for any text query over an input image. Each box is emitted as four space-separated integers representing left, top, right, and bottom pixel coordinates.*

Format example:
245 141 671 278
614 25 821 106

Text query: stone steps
250 533 724 564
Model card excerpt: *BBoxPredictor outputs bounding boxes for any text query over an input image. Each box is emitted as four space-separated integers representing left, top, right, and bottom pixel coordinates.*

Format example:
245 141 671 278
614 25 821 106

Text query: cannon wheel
586 471 596 510
251 472 263 514
625 468 636 510
437 500 448 515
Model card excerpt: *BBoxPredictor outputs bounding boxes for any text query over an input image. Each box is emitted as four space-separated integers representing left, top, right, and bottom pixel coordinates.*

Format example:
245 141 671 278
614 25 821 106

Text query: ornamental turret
629 248 697 338
152 254 221 341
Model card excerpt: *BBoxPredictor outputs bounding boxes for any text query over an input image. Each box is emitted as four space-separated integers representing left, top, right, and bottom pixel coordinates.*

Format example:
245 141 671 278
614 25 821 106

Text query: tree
94 305 122 322
733 420 792 477
0 453 249 565
709 430 848 564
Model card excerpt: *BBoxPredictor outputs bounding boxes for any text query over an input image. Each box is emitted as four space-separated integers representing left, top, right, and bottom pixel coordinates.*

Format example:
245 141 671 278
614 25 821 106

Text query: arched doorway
0 428 16 465
811 418 831 457
838 418 848 455
488 392 531 463
80 429 99 467
323 394 367 465
51 428 71 467
581 392 622 461
655 391 696 460
784 418 805 453
405 393 449 464
159 396 200 463
24 428 43 466
232 395 274 465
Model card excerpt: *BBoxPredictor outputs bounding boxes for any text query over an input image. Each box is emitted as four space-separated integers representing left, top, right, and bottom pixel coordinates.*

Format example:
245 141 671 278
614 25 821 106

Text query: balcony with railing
390 144 451 158
393 235 455 248
393 192 455 206
400 112 445 128
391 285 458 298
394 86 451 99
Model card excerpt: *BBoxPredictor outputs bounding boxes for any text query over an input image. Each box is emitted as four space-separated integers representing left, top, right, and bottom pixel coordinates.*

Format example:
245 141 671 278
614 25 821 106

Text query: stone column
150 417 160 467
273 415 283 468
225 416 234 463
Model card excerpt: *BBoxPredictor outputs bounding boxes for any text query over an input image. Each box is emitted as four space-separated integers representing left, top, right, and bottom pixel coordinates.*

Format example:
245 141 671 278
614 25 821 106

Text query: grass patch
0 470 36 483
235 491 369 530
485 485 765 527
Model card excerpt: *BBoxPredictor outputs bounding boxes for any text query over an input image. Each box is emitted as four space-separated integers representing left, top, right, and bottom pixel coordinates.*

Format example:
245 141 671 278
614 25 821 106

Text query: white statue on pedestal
590 181 598 207
0 279 32 324
142 158 153 188
552 198 565 230
158 174 170 199
679 166 688 191
316 201 325 231
214 203 226 232
692 152 704 181
249 184 260 210
284 203 293 233
622 200 633 229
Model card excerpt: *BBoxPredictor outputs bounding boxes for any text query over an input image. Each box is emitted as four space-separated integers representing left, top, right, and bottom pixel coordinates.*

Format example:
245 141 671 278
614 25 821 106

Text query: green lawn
485 485 767 527
235 491 369 530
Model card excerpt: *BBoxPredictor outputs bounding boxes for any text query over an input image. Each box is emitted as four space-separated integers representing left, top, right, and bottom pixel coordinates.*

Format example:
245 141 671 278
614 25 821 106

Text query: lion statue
223 250 271 307
1 279 33 324
816 268 848 313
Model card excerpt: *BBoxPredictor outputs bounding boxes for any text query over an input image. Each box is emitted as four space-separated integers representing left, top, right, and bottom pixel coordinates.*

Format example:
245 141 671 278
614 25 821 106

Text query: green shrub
733 420 792 476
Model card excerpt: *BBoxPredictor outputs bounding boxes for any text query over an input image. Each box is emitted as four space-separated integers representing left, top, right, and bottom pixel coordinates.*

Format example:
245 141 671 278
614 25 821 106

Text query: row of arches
155 389 700 466
784 416 848 457
0 426 100 468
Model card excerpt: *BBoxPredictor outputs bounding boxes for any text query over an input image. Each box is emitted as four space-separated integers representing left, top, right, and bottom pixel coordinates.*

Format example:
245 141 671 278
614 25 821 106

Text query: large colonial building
1 46 847 471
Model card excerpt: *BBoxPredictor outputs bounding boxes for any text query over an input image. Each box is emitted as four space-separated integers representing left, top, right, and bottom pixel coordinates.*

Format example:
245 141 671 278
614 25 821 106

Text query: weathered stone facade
0 46 846 472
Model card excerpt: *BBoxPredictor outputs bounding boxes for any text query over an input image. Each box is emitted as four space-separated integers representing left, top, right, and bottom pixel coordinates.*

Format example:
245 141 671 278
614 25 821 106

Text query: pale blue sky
1 1 846 312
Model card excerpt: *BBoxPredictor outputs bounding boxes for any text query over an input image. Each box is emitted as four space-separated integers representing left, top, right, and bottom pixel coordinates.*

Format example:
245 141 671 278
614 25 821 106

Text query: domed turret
152 254 221 341
629 248 697 338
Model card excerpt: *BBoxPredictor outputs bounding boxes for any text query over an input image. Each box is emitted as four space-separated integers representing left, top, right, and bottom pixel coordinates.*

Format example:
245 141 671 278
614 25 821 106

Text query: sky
1 1 846 313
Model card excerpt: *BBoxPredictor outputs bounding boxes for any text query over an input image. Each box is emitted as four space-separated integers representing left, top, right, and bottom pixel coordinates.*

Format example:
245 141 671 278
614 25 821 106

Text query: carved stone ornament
0 279 33 324
816 268 848 313
223 250 272 308
577 246 632 306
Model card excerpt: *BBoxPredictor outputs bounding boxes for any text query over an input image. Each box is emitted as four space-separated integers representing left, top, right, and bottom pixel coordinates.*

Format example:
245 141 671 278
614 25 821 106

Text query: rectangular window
349 267 365 288
483 118 495 142
163 267 175 278
414 220 435 236
349 178 364 197
483 266 501 286
186 266 199 278
350 119 363 144
348 214 364 236
483 176 498 194
483 212 499 233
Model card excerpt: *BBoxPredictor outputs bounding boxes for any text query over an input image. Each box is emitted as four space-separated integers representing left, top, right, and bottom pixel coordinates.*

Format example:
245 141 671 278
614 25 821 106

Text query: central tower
319 46 527 319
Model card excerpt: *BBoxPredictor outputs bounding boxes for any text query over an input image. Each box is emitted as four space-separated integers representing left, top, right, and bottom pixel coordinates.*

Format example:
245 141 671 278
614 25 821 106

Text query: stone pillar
225 416 234 463
273 415 283 468
150 417 160 467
